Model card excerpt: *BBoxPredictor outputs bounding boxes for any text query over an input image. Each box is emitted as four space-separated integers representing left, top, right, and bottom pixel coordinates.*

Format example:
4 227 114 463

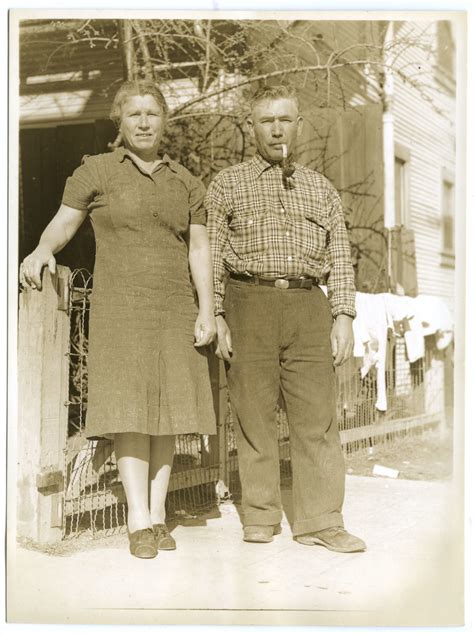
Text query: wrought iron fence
62 270 441 539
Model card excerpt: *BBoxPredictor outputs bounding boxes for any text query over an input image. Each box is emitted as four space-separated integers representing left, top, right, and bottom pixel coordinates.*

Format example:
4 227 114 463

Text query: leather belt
229 273 316 289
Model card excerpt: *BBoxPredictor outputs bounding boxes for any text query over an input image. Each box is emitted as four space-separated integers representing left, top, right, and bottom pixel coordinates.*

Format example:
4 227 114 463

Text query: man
205 85 365 553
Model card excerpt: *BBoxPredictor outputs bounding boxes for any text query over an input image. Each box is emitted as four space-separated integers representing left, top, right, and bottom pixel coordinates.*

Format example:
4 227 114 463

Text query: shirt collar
115 146 178 172
249 152 299 183
249 153 275 178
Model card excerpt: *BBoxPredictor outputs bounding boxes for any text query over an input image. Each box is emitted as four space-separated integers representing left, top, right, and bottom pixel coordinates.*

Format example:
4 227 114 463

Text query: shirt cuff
332 308 356 319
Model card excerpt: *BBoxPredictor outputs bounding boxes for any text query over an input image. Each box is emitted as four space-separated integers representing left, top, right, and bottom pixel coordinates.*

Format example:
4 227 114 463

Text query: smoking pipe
281 144 295 180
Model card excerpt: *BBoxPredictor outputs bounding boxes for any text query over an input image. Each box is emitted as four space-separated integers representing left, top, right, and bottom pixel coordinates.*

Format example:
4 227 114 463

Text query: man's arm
325 187 356 366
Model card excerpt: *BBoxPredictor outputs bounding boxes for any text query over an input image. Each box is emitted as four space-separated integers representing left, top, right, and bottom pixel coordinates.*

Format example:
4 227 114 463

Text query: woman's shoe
153 523 176 550
128 528 158 559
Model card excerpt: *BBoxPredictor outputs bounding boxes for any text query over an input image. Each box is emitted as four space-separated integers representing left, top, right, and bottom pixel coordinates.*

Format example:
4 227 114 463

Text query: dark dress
62 147 216 438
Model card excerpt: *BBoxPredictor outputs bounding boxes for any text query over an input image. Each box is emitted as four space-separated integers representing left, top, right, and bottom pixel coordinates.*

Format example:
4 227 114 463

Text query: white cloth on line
352 292 393 411
319 288 453 411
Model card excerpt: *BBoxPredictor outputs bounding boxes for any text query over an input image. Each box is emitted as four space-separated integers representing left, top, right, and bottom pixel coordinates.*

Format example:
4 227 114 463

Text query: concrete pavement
7 475 464 627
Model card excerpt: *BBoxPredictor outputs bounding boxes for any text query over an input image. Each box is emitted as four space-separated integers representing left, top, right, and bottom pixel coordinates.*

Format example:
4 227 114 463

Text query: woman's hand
19 204 88 290
20 246 57 291
194 309 217 347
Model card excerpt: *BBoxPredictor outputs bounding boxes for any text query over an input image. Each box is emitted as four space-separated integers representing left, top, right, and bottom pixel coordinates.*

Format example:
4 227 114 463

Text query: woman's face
119 94 166 160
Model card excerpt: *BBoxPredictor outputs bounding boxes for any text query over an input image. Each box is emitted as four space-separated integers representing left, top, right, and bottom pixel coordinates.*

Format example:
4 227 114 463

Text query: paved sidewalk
7 475 463 627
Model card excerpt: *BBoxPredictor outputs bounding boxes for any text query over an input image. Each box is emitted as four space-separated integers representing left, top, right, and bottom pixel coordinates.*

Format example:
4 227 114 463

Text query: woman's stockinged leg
114 432 152 533
149 435 175 525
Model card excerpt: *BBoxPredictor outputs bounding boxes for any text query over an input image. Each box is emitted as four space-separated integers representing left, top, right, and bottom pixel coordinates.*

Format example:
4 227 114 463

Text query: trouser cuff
242 510 283 527
292 512 344 537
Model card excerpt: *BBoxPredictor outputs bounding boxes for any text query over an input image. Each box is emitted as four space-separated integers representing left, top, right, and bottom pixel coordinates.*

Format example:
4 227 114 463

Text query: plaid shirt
205 153 356 318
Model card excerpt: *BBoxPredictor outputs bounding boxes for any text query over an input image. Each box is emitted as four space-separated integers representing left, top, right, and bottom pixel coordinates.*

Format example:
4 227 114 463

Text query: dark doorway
19 119 116 272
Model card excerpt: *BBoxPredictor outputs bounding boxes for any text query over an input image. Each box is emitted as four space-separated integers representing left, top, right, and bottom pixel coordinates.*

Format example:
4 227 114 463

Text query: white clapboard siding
391 21 456 315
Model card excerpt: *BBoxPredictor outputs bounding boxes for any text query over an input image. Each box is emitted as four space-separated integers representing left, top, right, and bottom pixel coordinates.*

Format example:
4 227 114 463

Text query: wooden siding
299 103 386 293
391 21 456 315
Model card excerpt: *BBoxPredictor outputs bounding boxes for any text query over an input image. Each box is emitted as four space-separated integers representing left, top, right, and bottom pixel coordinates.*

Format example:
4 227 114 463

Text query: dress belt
229 273 317 289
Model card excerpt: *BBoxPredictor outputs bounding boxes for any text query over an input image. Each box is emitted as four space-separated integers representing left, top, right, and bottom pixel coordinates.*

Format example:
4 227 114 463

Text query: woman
21 80 217 559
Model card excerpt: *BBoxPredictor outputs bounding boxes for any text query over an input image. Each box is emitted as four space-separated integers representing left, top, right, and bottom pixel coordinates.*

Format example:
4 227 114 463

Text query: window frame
440 167 455 268
394 143 411 229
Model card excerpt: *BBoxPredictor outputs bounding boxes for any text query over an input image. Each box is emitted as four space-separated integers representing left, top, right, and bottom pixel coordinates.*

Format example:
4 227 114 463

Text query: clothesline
322 288 454 411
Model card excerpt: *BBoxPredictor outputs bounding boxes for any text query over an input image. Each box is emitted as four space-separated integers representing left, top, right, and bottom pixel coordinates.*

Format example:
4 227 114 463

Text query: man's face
248 97 303 163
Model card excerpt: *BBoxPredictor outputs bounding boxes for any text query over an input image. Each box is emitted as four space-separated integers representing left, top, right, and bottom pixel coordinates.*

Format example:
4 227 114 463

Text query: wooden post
424 337 448 439
17 266 70 543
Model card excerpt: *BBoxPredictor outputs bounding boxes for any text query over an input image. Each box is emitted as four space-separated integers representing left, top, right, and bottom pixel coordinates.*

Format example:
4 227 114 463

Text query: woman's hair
110 79 169 126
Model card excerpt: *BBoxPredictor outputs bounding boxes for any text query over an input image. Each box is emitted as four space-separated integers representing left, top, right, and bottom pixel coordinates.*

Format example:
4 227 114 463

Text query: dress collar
115 146 178 172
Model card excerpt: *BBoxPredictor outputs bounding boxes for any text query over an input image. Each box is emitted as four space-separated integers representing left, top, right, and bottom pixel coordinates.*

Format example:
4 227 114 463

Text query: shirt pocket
301 210 329 259
229 207 271 256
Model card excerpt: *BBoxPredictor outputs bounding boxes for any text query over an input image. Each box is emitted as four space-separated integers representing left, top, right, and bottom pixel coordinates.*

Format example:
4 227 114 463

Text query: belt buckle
275 278 289 289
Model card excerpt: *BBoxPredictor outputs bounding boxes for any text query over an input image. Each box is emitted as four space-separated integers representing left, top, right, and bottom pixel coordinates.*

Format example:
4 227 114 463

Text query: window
394 144 411 227
441 172 455 266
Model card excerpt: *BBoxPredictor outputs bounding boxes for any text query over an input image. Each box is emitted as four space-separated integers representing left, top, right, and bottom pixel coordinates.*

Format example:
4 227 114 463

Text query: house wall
391 21 456 315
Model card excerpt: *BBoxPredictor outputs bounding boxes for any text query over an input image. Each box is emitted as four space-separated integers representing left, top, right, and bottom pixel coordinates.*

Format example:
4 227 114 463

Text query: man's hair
110 79 169 126
249 85 299 112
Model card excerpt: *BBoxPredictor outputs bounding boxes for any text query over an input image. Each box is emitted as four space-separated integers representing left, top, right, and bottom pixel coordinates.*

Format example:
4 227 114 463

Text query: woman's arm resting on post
20 204 89 290
187 224 217 347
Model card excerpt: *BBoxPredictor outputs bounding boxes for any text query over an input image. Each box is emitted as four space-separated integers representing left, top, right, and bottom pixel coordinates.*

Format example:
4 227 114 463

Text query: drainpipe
109 21 135 151
382 21 395 292
118 20 135 81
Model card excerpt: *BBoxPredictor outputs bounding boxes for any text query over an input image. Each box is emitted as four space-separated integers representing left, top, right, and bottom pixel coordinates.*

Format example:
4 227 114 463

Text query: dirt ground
344 427 454 481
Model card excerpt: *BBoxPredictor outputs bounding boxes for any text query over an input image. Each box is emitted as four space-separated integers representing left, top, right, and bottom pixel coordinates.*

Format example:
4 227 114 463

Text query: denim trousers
224 279 346 536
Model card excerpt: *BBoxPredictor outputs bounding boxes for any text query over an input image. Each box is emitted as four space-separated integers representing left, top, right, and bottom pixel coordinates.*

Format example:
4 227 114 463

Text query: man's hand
194 310 217 347
330 314 354 366
215 315 233 362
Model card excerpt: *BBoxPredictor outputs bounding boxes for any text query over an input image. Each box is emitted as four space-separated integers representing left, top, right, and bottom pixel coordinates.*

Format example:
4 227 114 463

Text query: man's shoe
153 523 176 550
128 528 158 559
295 527 366 553
243 524 282 543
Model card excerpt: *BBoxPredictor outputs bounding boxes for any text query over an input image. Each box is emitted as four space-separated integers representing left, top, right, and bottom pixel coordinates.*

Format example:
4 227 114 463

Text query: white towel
412 295 454 349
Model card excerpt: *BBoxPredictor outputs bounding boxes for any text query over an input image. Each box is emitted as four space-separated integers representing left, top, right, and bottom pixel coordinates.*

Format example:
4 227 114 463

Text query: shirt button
247 219 253 225
153 212 158 217
286 231 290 237
280 207 285 213
288 256 293 262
